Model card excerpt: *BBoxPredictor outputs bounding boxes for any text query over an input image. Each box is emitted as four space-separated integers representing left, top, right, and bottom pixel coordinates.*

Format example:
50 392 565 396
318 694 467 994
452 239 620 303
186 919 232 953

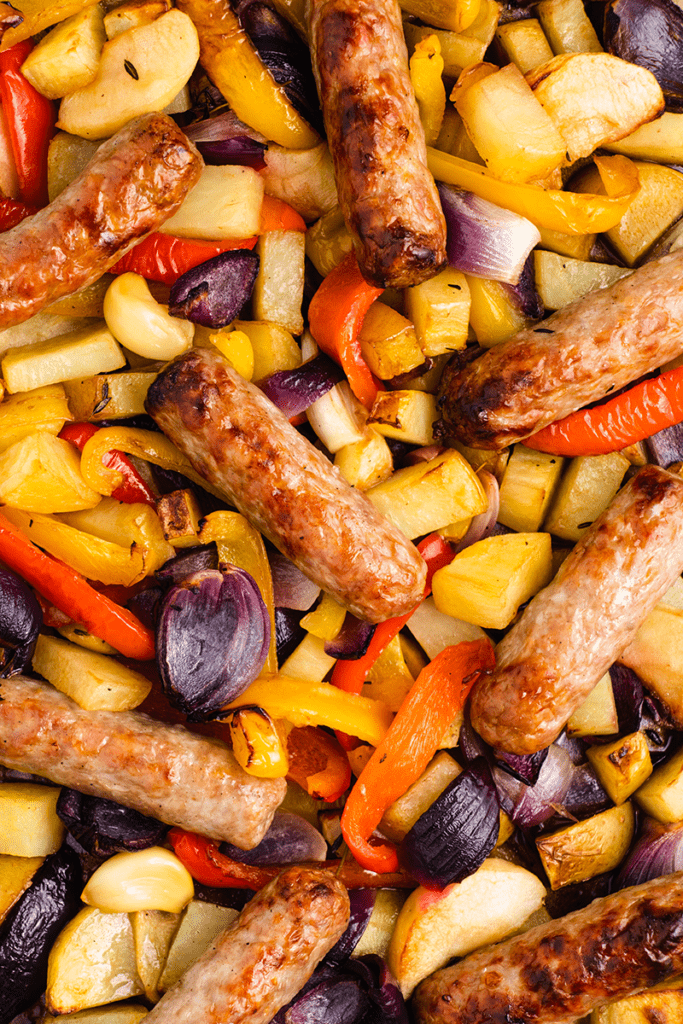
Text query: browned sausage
308 0 447 288
413 871 683 1024
438 247 683 449
470 465 683 754
0 113 202 328
0 676 285 849
145 347 426 622
145 866 350 1024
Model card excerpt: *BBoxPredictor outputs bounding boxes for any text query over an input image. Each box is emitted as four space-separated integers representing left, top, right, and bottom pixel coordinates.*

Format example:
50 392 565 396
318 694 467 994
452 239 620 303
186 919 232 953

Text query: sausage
307 0 447 288
145 347 426 622
469 465 683 755
0 676 285 849
144 865 350 1024
438 247 683 449
414 871 683 1024
0 113 202 328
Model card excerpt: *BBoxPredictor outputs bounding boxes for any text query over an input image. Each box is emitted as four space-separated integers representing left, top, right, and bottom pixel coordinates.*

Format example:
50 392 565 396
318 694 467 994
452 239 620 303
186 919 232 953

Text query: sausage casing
0 676 285 849
414 871 683 1024
145 347 426 622
439 248 683 449
0 113 202 328
145 866 350 1024
308 0 447 288
470 465 683 754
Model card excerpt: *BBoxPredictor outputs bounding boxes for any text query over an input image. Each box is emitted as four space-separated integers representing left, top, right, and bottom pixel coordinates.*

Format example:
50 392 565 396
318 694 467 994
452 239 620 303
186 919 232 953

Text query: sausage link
413 871 683 1024
439 248 683 449
0 676 285 849
145 347 426 622
145 866 350 1024
0 113 202 328
470 465 683 754
307 0 447 288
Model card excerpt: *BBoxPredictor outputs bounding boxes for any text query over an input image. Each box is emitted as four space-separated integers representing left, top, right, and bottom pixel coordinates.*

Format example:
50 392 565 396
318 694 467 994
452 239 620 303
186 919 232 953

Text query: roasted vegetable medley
4 0 683 1023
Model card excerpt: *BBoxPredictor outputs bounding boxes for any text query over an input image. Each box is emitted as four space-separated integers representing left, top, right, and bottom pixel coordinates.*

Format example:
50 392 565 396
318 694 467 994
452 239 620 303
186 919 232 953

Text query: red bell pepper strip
286 725 351 802
0 41 55 208
0 196 35 230
168 828 415 889
110 233 258 286
307 251 385 409
59 422 156 507
0 511 155 659
526 364 683 458
340 638 495 875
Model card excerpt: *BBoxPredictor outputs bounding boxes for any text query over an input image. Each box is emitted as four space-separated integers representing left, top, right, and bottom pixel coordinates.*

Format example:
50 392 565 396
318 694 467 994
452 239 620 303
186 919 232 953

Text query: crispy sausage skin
0 113 202 328
414 872 683 1024
0 676 285 849
308 0 447 288
145 347 426 622
439 248 683 449
470 465 683 754
145 866 350 1024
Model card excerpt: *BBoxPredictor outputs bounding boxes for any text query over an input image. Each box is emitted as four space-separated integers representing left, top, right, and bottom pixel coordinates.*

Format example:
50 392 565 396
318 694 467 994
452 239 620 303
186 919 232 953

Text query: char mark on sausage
0 112 202 328
308 0 447 288
439 247 683 449
145 347 426 623
470 465 683 754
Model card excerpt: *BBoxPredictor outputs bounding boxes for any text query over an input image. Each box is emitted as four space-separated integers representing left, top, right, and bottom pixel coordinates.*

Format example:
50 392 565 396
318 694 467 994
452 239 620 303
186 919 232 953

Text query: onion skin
169 250 260 328
156 565 271 720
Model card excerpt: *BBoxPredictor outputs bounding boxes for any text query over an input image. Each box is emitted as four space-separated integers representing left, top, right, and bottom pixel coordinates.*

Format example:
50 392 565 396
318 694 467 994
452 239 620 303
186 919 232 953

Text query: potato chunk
20 4 106 99
0 784 65 857
526 53 664 161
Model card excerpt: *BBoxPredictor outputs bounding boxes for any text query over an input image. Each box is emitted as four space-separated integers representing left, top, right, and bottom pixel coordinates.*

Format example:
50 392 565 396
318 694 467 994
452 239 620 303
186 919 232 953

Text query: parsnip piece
0 784 65 857
406 595 487 659
0 383 70 452
46 907 143 1014
32 635 152 711
404 267 470 357
21 4 106 99
380 752 462 843
495 18 554 73
454 61 566 184
593 991 683 1024
534 250 631 309
368 390 437 446
359 302 424 380
353 889 407 960
537 226 595 261
526 53 664 162
63 371 158 422
604 112 683 165
536 0 602 54
388 858 546 997
498 443 565 532
57 9 199 140
431 532 554 630
131 908 180 1002
366 449 487 539
252 229 305 335
566 673 619 738
1 323 125 393
160 164 264 241
0 432 101 513
280 633 337 682
42 1006 149 1024
159 901 239 992
587 732 652 806
399 0 481 32
544 452 630 541
334 427 393 491
262 143 337 223
536 803 635 889
362 633 414 711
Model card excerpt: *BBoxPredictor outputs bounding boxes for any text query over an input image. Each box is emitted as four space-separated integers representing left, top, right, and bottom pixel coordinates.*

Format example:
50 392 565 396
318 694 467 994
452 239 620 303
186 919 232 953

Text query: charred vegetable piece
168 250 260 329
645 421 683 468
324 889 376 968
325 614 376 660
274 606 305 662
604 0 683 110
399 758 499 890
157 565 271 719
0 565 42 676
0 844 82 1024
219 810 327 866
56 788 168 857
155 544 219 585
259 354 346 418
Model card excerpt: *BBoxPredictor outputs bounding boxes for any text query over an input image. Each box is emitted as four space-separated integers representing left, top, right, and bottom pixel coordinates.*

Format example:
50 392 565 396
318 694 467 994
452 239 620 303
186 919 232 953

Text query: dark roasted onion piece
219 811 327 866
169 250 260 328
272 954 408 1024
57 788 168 856
604 0 683 110
0 564 41 676
324 614 376 660
324 889 376 967
618 817 683 887
156 566 270 720
259 354 345 417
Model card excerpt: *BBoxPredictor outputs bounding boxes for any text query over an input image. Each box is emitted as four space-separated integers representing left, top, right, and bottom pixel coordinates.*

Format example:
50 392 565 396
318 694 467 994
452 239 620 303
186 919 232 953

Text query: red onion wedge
324 889 376 967
494 743 574 828
618 817 683 887
453 470 500 554
436 183 541 285
218 810 327 866
183 110 268 168
324 614 376 660
269 549 320 611
169 250 260 329
259 354 345 417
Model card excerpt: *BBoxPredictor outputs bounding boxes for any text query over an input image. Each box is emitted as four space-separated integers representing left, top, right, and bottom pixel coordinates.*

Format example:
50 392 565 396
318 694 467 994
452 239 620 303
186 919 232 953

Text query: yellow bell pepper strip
169 828 415 889
227 706 289 778
410 35 446 147
307 251 385 409
426 147 641 235
223 674 394 747
0 510 155 659
286 725 352 801
340 638 495 874
199 510 277 675
80 426 224 500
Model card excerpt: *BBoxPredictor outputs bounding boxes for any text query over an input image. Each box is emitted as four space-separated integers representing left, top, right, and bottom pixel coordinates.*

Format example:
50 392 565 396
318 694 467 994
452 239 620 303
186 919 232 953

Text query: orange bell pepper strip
526 365 683 457
0 511 155 660
169 828 415 889
260 194 306 233
286 725 351 802
340 638 495 875
307 251 385 408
